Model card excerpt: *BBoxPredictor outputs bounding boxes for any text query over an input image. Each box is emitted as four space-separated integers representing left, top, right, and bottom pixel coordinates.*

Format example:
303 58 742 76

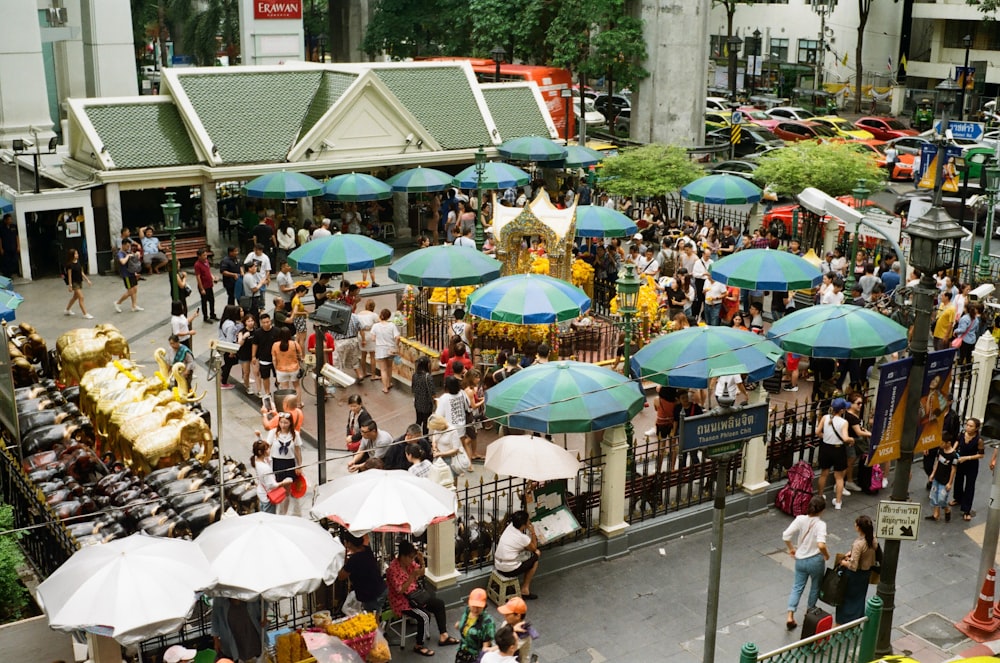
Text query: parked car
738 107 781 131
847 140 915 181
706 96 731 112
766 106 817 121
883 136 930 156
811 116 874 141
854 116 919 141
574 97 606 128
764 195 897 237
594 93 631 120
771 120 838 143
961 146 995 182
706 126 784 157
707 160 760 181
705 110 733 133
894 189 989 229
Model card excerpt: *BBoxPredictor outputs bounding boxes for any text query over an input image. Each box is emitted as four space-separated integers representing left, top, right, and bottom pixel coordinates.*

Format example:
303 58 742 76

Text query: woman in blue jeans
782 495 829 630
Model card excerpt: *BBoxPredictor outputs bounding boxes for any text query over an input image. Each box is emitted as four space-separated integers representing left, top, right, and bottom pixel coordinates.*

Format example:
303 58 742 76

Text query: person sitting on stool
493 510 540 600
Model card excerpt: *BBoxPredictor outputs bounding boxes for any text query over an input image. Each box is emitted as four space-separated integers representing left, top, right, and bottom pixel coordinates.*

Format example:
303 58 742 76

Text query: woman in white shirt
782 495 830 630
260 411 302 515
371 308 400 393
249 439 290 513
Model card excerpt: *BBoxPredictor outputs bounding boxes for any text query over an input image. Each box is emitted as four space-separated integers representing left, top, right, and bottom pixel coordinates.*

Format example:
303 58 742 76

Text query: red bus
423 58 574 139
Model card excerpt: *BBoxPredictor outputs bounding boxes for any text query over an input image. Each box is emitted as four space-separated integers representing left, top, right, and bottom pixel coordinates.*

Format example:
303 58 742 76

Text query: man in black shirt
219 246 241 306
718 226 736 257
843 395 872 493
252 214 276 263
312 273 331 310
251 313 280 399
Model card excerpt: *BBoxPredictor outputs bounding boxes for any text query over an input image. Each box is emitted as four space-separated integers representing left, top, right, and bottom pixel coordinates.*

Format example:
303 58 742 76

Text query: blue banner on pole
869 356 912 465
916 348 958 455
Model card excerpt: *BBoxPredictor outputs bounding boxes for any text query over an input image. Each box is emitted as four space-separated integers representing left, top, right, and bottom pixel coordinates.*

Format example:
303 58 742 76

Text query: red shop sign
254 1 302 19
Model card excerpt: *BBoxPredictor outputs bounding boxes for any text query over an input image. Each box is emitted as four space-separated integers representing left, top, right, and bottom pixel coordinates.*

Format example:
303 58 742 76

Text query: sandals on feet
964 513 973 521
786 620 797 631
413 645 434 657
439 636 459 646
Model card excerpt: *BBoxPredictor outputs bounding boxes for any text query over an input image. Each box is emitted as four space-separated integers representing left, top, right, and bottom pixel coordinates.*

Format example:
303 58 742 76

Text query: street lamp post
750 29 761 97
561 88 574 143
977 162 1000 282
474 146 487 250
874 79 967 657
846 180 871 292
490 45 506 83
161 191 182 303
727 35 742 103
615 264 640 449
958 34 972 121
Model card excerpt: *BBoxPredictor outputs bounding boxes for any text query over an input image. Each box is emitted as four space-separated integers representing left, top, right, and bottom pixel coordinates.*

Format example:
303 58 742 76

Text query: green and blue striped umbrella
539 145 606 169
322 173 392 201
485 360 645 434
242 171 324 199
385 167 454 193
767 305 908 359
631 326 782 388
287 235 393 273
710 249 823 291
465 274 590 324
574 205 638 238
680 174 762 205
388 246 501 287
452 162 531 190
0 289 24 310
498 136 568 162
0 197 12 214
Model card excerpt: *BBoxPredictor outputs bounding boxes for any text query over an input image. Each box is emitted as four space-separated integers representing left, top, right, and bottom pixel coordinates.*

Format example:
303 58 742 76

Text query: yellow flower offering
530 254 550 275
571 258 595 288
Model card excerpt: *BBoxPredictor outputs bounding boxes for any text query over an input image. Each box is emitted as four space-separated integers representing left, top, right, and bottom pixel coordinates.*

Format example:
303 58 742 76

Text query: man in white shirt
690 248 712 321
493 510 540 599
312 218 333 239
711 373 748 406
639 248 660 277
702 274 728 326
454 227 476 249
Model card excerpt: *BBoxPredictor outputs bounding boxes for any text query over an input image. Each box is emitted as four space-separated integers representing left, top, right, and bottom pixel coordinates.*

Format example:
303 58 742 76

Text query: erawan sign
254 1 302 19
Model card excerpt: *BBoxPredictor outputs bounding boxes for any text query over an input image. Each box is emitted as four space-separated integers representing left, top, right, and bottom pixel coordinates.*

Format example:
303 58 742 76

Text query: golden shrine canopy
492 190 577 280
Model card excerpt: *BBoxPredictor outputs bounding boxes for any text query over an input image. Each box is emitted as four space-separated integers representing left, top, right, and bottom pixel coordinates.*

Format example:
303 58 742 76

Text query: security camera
946 128 954 141
320 364 356 387
213 339 241 354
970 283 995 302
405 133 415 144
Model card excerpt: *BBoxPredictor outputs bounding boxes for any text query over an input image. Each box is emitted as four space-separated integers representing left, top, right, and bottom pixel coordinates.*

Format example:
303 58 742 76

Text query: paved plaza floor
13 266 1000 663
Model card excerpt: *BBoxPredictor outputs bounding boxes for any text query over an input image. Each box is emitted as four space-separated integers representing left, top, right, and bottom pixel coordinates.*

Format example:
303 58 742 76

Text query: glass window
798 39 820 65
769 38 789 63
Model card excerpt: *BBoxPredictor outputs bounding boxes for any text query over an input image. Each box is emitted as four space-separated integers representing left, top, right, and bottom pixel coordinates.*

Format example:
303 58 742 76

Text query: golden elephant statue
113 399 190 464
78 361 140 422
125 411 213 475
56 324 121 356
94 373 167 440
105 361 201 456
59 327 130 385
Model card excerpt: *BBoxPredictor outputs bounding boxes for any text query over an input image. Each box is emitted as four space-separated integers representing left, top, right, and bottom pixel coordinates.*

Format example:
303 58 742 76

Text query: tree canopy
753 142 886 197
599 144 703 198
547 0 648 91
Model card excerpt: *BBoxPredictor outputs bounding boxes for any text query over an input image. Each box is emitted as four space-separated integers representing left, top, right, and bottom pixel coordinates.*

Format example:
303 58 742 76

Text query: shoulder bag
819 566 847 606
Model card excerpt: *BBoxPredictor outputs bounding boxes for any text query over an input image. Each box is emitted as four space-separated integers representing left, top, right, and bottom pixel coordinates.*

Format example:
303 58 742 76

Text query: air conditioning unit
48 7 68 26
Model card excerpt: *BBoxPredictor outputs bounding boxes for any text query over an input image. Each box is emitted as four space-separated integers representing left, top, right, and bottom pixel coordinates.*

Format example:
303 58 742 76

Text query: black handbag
406 586 432 607
819 566 847 606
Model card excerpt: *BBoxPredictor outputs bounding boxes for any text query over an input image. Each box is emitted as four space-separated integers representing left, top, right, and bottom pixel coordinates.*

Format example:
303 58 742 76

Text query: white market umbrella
485 434 583 482
310 469 456 536
36 533 216 646
195 512 345 602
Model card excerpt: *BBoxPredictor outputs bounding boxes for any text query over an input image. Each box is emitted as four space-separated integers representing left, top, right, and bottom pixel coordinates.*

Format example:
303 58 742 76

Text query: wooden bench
170 237 213 263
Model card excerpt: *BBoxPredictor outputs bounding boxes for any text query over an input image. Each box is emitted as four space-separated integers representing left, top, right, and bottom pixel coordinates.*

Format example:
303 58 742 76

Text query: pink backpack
775 461 814 516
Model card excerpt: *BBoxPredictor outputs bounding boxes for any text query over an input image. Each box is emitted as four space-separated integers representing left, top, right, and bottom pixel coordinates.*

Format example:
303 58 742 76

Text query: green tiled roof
374 67 492 149
482 87 551 141
85 103 199 169
177 71 323 164
300 71 358 139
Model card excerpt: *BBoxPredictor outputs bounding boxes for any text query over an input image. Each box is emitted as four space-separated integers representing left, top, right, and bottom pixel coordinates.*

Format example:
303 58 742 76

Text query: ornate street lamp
490 45 506 82
474 146 487 250
750 29 762 96
615 263 641 447
561 88 574 143
874 148 966 655
977 162 1000 282
958 34 972 121
160 191 182 303
846 180 871 292
727 35 742 102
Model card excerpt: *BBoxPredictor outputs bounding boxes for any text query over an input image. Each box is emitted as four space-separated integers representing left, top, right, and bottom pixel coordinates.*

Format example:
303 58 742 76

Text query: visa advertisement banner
915 348 958 455
918 144 963 192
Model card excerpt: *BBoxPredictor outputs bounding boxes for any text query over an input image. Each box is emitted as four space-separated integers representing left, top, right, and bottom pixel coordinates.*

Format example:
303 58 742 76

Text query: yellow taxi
812 116 874 141
705 110 733 132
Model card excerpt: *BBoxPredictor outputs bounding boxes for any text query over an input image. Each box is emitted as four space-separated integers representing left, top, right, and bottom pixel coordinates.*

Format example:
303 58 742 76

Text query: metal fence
412 303 453 353
746 615 871 663
0 444 78 578
453 449 604 573
626 432 742 523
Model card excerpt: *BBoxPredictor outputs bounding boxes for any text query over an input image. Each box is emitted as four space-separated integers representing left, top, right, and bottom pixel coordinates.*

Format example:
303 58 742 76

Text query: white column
15 209 30 281
79 0 138 97
82 201 98 276
971 333 998 422
106 183 123 245
424 518 461 589
201 182 219 252
599 425 629 538
299 197 313 224
740 388 769 495
86 634 120 663
0 1 56 145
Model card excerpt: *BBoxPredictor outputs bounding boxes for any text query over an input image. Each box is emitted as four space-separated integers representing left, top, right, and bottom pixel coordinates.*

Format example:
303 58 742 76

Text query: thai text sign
876 500 921 540
254 1 302 19
680 403 768 452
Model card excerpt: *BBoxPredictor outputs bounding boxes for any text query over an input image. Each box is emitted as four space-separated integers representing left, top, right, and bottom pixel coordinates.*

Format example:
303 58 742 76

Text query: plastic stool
486 569 521 606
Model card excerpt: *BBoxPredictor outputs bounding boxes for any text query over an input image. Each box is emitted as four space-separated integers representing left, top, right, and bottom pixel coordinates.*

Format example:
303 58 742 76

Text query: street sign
731 110 743 125
875 500 921 540
679 403 768 452
934 120 984 141
730 124 742 145
860 210 901 243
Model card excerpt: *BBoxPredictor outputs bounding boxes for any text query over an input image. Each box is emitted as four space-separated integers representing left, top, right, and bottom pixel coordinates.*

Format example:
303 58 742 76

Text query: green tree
754 142 886 197
0 503 28 623
186 0 240 65
469 0 550 63
967 0 1000 13
361 0 470 59
712 0 753 43
599 144 703 200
